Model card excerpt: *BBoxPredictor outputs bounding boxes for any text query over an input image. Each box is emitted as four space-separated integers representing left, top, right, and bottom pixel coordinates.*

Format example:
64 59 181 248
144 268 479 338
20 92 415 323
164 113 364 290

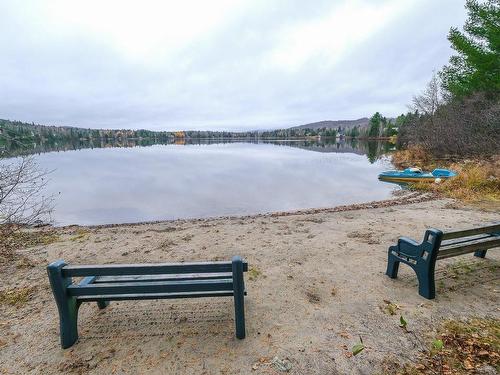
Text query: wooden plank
76 290 237 302
67 278 234 296
442 223 500 240
78 276 97 286
62 261 248 277
437 237 500 259
94 272 233 283
440 233 495 247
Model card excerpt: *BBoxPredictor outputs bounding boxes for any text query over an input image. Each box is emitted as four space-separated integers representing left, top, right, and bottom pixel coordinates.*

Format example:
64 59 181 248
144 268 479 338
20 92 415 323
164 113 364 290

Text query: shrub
397 93 499 158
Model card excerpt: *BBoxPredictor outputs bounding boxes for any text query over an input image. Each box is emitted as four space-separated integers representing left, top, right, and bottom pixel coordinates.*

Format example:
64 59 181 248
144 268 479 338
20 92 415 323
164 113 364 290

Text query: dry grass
392 147 500 203
69 228 90 242
248 266 263 281
383 318 500 374
1 228 61 249
391 145 433 169
0 286 36 307
0 227 61 263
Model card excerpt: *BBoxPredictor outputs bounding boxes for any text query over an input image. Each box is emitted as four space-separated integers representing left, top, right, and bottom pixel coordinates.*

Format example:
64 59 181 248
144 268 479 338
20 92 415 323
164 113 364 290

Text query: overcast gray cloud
0 0 466 131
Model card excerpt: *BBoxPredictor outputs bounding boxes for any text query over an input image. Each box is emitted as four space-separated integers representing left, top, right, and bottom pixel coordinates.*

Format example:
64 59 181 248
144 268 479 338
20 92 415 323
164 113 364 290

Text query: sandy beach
1 195 499 374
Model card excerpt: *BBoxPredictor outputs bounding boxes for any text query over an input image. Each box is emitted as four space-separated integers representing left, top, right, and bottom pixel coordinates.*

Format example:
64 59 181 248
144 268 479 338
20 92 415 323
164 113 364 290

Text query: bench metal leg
416 267 436 299
474 250 487 258
97 300 109 309
47 260 80 349
232 256 246 339
385 247 400 278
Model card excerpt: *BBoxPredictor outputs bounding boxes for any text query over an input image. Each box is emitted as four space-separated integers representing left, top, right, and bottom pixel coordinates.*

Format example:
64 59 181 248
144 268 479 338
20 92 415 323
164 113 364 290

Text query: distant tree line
2 118 403 152
0 120 346 153
0 119 175 148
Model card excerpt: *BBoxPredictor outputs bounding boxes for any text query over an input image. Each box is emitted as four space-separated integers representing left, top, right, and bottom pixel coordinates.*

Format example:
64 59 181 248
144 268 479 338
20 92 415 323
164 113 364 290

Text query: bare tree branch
410 73 443 117
0 155 54 230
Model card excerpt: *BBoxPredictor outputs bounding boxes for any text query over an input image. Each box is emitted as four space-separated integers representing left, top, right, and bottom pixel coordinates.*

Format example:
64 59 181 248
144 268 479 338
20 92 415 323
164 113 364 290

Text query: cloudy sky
0 0 466 131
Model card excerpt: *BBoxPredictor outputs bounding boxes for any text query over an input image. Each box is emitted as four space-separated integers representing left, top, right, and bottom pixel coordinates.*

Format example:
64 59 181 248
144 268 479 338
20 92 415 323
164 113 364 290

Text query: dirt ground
0 197 499 374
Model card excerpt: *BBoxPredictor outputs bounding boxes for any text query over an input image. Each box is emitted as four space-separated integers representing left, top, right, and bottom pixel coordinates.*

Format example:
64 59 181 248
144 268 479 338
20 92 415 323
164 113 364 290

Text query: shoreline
57 191 436 230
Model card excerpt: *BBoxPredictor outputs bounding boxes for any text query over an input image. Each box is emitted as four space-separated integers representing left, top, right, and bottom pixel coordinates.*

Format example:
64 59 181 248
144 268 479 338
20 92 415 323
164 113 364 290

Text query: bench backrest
437 223 500 260
49 258 248 299
62 261 248 277
442 223 500 240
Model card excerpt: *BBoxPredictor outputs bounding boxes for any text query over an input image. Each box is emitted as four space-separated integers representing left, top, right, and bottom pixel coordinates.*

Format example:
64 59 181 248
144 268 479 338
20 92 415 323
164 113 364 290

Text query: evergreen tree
368 112 382 138
349 126 360 138
440 0 500 98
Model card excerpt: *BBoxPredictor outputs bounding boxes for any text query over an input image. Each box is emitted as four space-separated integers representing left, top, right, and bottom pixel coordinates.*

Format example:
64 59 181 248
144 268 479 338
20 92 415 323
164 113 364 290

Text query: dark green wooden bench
386 223 500 299
47 256 248 348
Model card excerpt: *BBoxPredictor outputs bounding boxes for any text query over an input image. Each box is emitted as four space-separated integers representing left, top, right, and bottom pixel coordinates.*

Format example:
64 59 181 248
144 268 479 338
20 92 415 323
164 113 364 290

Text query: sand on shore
0 197 499 374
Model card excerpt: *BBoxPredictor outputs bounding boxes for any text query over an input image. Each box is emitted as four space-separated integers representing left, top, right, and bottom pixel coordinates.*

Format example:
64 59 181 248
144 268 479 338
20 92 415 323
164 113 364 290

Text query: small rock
271 357 292 372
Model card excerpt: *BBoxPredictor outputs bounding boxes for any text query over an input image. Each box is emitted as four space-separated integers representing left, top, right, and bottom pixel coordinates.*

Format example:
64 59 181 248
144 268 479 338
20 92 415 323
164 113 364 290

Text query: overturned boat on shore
378 167 457 183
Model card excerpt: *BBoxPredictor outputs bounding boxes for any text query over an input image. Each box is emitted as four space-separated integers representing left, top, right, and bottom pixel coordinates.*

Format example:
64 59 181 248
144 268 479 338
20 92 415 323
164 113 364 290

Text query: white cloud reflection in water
33 142 396 225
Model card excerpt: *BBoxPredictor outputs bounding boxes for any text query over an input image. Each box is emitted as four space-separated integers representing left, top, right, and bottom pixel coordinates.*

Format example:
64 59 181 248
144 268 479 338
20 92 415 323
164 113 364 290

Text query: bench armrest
398 236 419 247
396 236 421 257
396 229 443 258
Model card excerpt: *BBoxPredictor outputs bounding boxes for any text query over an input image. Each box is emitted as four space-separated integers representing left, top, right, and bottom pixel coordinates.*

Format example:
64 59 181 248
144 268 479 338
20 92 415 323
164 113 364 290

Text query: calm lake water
4 140 397 225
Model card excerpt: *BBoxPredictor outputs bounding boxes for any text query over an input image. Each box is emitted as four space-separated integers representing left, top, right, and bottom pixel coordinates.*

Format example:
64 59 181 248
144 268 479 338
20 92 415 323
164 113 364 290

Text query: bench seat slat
63 261 248 277
437 237 500 259
75 290 248 302
94 272 233 283
67 278 234 296
442 224 500 240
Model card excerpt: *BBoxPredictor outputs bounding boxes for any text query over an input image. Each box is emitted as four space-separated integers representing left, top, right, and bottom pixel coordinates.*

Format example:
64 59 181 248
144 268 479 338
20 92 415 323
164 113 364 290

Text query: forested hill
291 118 370 131
291 117 370 130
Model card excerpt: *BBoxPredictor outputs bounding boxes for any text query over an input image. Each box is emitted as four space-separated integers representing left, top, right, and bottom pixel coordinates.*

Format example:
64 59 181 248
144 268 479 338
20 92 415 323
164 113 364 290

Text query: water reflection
1 137 395 164
2 142 396 226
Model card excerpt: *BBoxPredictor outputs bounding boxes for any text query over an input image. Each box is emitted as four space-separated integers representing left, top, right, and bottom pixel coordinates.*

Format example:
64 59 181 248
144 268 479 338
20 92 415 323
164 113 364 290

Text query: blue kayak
378 167 457 183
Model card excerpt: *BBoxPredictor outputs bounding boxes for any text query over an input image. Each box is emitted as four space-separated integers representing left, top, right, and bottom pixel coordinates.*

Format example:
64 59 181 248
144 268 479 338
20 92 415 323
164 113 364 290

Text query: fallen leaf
352 343 365 356
463 358 474 370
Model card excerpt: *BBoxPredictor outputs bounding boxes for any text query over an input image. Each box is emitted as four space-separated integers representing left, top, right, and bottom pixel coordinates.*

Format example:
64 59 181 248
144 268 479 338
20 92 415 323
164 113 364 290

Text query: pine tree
440 0 500 98
368 112 382 138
